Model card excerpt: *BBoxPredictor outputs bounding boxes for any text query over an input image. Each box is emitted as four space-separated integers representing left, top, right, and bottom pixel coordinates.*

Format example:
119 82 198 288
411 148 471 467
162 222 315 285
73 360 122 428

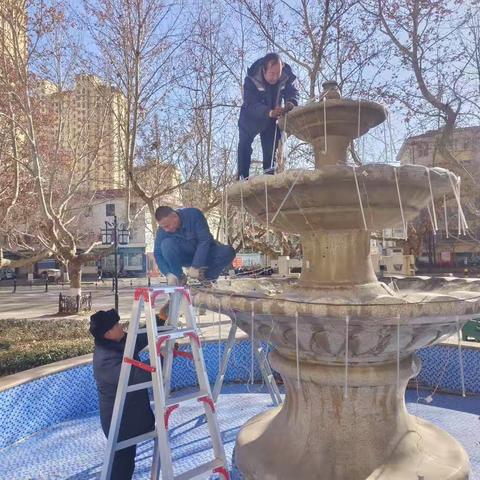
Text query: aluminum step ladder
100 286 229 480
212 322 283 406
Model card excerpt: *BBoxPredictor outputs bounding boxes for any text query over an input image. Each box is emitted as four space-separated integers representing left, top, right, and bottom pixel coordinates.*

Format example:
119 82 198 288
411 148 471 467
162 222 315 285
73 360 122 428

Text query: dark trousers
110 446 137 480
237 120 281 179
159 239 235 280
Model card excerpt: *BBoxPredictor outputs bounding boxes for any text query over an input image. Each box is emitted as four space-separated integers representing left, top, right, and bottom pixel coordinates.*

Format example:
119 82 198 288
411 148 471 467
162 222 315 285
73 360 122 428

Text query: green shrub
0 318 95 377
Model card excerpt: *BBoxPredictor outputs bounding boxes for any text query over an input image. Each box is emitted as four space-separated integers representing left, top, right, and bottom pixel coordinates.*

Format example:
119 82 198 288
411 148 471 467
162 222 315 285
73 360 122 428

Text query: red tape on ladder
185 331 200 348
164 404 179 429
124 357 156 373
213 466 230 479
156 335 171 355
134 287 150 302
198 395 215 413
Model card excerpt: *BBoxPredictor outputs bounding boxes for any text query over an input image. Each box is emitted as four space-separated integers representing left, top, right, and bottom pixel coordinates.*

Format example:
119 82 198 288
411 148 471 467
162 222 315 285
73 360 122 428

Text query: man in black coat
237 52 299 179
90 309 157 480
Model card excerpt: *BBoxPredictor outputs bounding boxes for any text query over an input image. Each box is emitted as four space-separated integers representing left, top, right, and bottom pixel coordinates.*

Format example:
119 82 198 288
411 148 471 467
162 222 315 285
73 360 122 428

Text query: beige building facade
398 126 480 268
39 74 126 191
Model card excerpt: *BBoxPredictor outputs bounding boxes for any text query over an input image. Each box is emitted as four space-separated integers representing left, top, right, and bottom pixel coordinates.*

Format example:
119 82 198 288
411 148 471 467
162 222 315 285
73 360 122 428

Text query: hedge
0 318 95 377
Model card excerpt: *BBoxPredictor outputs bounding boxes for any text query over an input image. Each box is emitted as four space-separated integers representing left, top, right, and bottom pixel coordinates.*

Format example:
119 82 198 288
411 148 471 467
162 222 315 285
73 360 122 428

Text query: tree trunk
68 260 82 295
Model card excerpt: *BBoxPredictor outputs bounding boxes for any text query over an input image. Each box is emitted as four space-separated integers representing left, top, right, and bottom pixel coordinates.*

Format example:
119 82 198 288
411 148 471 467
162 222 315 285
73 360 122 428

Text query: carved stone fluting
234 313 458 365
235 352 469 480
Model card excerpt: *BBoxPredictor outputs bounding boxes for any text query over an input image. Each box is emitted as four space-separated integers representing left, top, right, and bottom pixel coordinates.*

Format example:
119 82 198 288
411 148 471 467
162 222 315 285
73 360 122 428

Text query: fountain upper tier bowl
228 164 456 232
283 98 386 143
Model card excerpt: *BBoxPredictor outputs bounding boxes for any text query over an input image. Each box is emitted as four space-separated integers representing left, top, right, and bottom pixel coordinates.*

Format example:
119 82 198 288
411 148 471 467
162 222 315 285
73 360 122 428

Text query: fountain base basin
235 352 469 480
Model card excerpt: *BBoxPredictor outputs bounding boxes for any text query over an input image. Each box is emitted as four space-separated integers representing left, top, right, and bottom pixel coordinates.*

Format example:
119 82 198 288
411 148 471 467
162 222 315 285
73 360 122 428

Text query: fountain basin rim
227 164 457 198
193 288 480 323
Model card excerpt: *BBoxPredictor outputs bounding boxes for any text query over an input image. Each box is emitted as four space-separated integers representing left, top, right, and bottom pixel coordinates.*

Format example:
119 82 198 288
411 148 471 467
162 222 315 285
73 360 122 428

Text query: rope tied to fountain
394 166 408 239
352 165 368 230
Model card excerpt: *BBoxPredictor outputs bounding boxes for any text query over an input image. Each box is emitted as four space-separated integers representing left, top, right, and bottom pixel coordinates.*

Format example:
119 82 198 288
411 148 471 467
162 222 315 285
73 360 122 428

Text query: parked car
0 269 15 280
39 268 61 282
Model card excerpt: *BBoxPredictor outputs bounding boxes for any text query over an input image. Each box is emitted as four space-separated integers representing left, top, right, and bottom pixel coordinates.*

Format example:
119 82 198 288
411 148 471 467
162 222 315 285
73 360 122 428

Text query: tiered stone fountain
195 82 480 479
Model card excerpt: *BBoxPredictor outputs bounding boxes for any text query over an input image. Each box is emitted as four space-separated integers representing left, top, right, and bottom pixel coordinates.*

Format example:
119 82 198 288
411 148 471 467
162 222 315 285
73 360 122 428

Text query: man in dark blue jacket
90 309 156 480
238 52 299 179
154 205 235 285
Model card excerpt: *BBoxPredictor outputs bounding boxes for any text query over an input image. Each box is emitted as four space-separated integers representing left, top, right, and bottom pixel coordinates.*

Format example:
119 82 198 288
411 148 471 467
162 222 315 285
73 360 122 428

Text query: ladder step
157 328 197 343
115 430 157 451
138 326 176 334
166 390 209 407
174 458 225 480
126 381 152 392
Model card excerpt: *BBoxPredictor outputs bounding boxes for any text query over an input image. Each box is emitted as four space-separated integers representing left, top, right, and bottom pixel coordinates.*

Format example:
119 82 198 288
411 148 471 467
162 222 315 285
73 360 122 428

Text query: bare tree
365 1 478 182
83 0 194 232
232 0 380 99
0 1 115 292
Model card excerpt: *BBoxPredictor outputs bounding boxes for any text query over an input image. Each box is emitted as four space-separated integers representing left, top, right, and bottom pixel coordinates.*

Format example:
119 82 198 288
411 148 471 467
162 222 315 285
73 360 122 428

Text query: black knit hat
89 309 120 339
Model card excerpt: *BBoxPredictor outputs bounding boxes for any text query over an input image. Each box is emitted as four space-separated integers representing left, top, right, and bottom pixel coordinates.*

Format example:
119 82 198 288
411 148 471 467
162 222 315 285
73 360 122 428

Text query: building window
106 203 115 216
126 252 143 268
417 142 429 157
85 206 93 217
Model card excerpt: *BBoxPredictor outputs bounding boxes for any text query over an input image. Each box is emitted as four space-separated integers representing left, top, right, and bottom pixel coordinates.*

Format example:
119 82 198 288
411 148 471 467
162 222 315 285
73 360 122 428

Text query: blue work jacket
154 208 214 273
238 57 299 134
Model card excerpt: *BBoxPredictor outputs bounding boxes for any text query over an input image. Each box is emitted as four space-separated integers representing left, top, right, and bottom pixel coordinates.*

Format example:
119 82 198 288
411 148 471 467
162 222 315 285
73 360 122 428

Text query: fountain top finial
321 80 341 99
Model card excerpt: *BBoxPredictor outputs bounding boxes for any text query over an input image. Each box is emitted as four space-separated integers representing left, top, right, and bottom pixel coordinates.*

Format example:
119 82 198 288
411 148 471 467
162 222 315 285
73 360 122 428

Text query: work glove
284 102 295 113
269 107 284 119
187 267 201 280
166 273 179 286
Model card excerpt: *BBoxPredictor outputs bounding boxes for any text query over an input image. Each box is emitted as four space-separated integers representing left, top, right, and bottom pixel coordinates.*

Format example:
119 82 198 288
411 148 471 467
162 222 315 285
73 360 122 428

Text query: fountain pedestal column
299 230 377 286
235 352 469 480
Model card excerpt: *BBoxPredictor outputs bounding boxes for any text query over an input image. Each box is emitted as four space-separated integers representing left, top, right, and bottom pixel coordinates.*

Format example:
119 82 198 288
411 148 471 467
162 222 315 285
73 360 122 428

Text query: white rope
396 315 401 398
270 169 303 224
264 179 269 267
448 174 468 233
264 179 269 239
295 311 300 389
394 167 407 239
426 169 438 231
387 112 396 164
217 300 222 369
282 113 289 170
444 195 449 238
224 188 228 244
269 122 279 172
383 121 388 163
352 166 368 230
344 315 349 400
456 317 466 397
240 181 246 249
357 97 361 140
426 204 436 234
250 307 254 385
322 96 327 154
457 178 466 235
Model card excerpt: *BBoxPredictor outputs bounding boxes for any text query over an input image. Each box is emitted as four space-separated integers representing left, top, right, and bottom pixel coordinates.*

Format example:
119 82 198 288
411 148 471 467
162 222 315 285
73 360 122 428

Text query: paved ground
0 386 478 480
0 281 243 343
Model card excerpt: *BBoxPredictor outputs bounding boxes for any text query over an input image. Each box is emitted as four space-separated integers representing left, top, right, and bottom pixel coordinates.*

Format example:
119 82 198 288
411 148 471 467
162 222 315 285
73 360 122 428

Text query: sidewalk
0 281 245 343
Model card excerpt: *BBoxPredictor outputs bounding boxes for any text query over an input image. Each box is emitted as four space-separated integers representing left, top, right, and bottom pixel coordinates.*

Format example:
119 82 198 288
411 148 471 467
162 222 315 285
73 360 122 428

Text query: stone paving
0 281 243 343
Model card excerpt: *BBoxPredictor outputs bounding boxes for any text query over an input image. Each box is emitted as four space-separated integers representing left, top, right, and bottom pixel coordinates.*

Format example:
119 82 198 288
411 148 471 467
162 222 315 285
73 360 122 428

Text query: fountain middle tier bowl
193 276 480 364
228 164 457 232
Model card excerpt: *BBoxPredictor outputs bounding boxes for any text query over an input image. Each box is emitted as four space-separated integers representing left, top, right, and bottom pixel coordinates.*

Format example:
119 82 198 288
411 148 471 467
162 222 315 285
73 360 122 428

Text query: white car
0 269 15 280
39 268 62 282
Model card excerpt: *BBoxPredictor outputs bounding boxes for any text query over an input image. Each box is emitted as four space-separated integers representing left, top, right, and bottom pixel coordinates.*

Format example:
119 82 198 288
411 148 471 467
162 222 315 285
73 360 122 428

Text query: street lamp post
101 215 129 313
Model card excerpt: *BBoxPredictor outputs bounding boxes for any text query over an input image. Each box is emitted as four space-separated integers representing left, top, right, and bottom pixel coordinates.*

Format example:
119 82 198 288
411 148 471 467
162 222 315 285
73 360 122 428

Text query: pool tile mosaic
0 386 478 480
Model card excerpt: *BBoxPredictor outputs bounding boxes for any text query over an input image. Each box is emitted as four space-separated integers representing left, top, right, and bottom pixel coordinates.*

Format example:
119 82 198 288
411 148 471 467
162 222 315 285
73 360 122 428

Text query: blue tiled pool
1 340 479 479
0 386 479 479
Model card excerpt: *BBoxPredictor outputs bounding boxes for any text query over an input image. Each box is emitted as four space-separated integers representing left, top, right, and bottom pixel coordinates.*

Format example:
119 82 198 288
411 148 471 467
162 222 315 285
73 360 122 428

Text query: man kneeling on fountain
90 309 165 480
154 205 235 286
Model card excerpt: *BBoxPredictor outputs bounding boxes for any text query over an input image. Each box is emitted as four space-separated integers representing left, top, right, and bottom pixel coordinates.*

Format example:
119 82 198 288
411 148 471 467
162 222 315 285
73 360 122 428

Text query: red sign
232 257 243 268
